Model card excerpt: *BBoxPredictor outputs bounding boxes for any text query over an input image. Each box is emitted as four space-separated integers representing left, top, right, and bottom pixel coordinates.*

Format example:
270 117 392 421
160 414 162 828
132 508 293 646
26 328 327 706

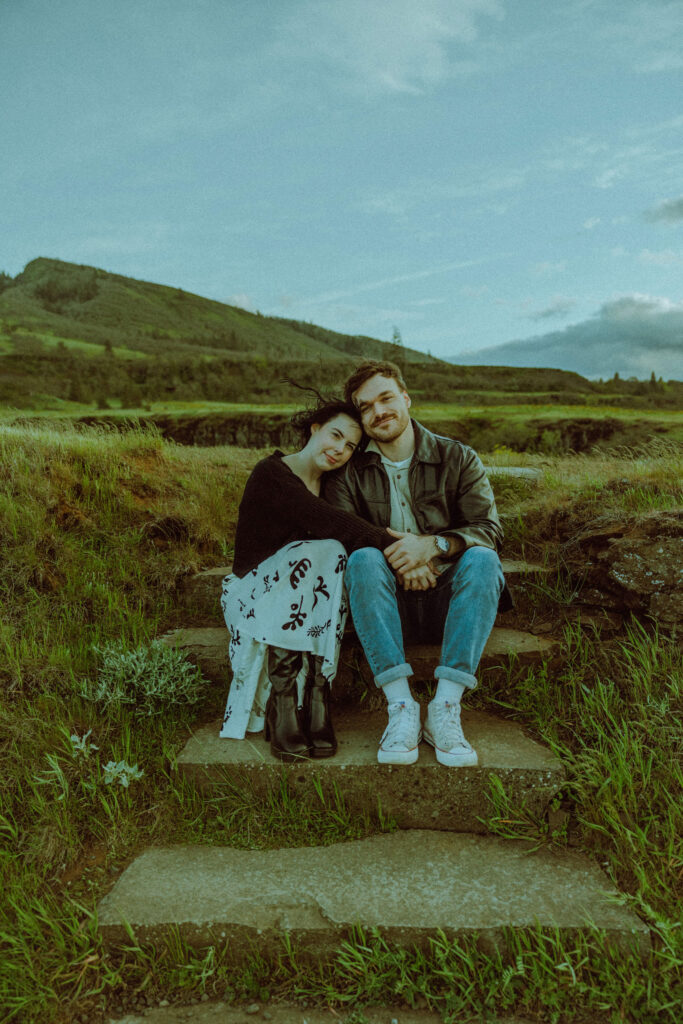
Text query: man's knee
453 546 504 590
346 546 387 583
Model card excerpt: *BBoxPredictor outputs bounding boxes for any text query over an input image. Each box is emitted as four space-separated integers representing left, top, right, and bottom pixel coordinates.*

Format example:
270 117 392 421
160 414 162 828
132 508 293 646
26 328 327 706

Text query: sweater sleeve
270 457 392 549
237 455 393 562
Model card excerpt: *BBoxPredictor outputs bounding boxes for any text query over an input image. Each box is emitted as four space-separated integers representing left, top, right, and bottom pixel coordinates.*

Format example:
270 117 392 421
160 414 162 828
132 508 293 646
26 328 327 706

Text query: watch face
436 535 449 554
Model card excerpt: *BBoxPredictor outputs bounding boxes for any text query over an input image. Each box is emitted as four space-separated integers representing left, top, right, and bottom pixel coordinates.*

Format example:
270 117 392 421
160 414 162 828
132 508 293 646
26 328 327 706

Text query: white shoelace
382 701 420 749
430 701 470 749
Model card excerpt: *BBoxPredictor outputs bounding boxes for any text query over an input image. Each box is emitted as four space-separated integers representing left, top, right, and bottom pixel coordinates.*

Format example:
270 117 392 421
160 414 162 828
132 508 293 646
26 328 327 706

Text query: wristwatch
433 535 450 556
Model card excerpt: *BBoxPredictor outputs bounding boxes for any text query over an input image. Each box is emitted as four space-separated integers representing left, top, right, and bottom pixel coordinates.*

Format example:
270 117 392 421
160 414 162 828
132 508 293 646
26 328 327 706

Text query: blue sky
3 0 683 378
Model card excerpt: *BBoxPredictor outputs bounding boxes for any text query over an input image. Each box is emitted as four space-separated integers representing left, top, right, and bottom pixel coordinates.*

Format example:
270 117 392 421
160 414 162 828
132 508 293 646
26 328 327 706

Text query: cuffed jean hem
434 666 478 690
375 662 413 688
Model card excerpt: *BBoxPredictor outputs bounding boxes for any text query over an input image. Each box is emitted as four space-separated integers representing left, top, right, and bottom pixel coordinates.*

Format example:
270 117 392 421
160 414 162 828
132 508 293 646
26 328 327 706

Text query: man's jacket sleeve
446 448 503 552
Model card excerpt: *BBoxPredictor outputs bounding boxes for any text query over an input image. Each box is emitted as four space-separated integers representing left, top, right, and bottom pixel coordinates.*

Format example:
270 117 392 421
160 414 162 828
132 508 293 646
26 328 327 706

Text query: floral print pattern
219 539 348 739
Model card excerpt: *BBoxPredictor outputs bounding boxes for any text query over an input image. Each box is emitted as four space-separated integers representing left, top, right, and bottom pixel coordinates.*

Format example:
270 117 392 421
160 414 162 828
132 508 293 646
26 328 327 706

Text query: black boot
264 646 310 762
303 656 337 758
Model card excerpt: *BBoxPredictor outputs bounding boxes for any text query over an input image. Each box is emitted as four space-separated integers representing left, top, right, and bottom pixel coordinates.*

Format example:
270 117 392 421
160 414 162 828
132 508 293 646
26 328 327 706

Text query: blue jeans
345 546 505 691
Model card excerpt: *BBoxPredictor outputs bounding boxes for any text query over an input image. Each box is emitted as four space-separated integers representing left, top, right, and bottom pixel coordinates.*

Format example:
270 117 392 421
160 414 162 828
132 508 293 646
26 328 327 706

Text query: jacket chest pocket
415 491 450 532
362 494 390 528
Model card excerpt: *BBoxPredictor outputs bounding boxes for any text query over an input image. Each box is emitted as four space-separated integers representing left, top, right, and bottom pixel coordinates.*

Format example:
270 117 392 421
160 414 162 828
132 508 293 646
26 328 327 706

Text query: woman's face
308 413 362 472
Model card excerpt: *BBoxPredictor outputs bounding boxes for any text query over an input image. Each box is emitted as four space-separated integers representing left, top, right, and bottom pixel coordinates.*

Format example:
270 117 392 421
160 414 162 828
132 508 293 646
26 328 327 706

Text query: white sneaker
424 700 478 767
377 701 422 765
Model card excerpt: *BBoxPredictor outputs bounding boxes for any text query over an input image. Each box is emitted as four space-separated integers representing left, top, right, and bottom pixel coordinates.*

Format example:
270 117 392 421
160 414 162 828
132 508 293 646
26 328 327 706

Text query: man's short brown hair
343 360 407 406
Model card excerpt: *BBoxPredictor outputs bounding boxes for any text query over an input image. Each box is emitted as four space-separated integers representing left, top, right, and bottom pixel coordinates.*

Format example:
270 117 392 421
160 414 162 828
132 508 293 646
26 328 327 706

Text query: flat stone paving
161 627 559 690
98 832 649 955
178 708 564 832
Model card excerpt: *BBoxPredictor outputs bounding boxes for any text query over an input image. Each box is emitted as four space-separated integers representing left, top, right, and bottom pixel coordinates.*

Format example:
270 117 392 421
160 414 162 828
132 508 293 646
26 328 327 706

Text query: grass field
0 421 681 1022
2 400 681 459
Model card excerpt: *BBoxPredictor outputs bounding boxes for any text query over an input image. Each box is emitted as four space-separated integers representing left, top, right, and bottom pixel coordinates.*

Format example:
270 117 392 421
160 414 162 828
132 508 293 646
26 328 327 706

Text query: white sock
382 677 414 705
434 679 467 705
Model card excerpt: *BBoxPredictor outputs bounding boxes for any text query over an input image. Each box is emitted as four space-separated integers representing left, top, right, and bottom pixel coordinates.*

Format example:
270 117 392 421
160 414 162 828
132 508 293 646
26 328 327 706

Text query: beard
366 411 409 443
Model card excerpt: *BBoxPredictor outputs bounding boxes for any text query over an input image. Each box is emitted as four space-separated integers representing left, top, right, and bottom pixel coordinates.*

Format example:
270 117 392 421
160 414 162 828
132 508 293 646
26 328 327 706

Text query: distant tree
119 380 144 408
68 376 93 404
0 271 12 294
389 325 406 372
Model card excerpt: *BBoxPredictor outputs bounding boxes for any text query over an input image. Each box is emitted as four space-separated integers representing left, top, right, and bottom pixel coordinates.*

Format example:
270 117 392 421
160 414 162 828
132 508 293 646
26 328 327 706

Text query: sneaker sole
377 730 422 765
377 745 420 765
423 732 478 767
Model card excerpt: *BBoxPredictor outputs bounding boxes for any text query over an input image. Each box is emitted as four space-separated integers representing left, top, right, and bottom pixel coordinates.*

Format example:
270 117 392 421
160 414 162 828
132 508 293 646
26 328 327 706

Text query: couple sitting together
219 359 510 767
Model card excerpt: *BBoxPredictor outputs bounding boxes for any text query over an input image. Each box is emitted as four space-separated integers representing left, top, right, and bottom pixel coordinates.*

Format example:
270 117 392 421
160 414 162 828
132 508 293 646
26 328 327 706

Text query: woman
220 397 392 762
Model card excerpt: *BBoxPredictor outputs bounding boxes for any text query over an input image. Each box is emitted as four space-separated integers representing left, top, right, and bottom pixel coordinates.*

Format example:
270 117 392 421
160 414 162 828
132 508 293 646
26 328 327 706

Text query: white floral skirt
219 539 349 738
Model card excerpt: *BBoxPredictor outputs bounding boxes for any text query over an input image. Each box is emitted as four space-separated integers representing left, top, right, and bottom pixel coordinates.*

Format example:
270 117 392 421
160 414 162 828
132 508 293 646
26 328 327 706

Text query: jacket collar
355 419 441 469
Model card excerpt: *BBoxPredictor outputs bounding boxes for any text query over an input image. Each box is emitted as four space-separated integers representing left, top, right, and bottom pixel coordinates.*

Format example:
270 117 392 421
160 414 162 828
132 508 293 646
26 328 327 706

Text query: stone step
178 707 564 833
485 465 542 480
160 625 560 692
97 832 649 954
182 558 550 618
111 1006 534 1024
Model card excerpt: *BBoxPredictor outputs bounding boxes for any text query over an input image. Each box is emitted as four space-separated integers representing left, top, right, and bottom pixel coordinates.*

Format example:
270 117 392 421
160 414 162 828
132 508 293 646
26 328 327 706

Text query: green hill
1 258 680 410
0 257 432 363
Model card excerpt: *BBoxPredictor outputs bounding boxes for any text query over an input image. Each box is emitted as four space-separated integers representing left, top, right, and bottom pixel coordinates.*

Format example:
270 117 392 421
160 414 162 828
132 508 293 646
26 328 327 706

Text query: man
324 360 510 767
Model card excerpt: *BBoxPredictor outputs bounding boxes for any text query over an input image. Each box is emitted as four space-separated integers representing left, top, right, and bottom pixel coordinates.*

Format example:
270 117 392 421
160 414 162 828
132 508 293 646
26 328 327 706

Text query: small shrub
82 639 206 716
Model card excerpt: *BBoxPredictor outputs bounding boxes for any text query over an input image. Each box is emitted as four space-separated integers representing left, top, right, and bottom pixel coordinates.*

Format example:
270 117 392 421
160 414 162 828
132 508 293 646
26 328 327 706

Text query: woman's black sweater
232 452 392 577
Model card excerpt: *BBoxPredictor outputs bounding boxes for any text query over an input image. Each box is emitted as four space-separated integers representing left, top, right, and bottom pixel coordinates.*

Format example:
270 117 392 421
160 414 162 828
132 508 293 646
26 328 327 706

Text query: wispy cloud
277 0 504 96
540 116 683 199
303 256 500 305
528 297 576 321
532 261 566 277
640 248 683 266
592 2 683 76
645 195 683 222
357 167 527 219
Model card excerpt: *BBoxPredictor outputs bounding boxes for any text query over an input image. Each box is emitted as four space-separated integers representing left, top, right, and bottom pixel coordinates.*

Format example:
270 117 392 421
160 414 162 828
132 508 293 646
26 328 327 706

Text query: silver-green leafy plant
82 638 206 717
103 759 144 787
69 729 99 759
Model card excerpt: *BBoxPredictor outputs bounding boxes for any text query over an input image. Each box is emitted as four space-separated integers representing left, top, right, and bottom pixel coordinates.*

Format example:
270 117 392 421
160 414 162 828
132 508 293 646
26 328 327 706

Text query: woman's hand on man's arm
384 528 465 573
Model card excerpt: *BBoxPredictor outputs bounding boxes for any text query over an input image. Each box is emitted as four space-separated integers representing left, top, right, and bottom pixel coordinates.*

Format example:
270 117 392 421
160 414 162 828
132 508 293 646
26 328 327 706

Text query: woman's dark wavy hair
285 379 361 441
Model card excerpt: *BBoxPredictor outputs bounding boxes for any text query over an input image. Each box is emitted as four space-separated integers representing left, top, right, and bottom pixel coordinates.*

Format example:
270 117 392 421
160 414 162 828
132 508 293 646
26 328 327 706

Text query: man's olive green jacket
323 419 512 610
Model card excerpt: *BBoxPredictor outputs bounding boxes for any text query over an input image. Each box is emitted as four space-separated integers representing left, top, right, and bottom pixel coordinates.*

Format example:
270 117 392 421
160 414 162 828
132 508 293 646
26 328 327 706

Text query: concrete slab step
97 832 649 955
182 559 550 618
178 707 564 833
111 1003 533 1024
485 465 542 480
160 625 560 691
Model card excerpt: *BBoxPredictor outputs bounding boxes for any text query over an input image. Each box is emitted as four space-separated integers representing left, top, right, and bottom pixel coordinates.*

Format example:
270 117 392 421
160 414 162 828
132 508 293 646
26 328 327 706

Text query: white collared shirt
367 440 419 534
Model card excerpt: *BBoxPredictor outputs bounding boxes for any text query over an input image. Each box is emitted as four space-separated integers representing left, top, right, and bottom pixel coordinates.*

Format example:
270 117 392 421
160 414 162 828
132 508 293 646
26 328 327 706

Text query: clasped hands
384 528 439 592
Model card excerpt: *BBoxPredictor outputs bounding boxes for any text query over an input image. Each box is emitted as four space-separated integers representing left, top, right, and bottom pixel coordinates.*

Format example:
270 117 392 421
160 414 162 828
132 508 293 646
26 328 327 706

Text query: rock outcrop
561 510 683 629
